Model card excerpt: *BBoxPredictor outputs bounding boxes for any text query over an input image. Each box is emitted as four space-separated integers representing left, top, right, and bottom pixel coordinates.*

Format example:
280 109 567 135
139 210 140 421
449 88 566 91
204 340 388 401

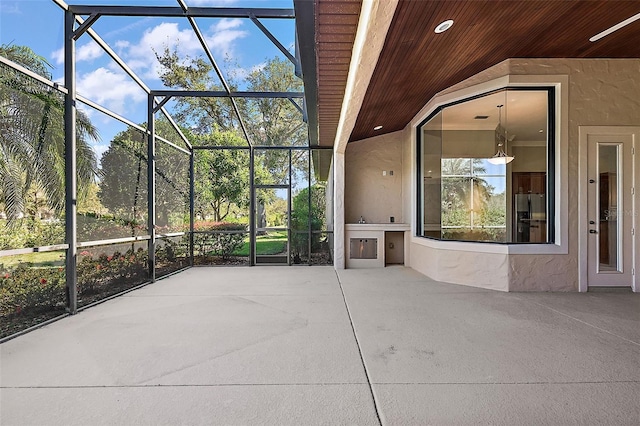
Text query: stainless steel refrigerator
514 194 546 242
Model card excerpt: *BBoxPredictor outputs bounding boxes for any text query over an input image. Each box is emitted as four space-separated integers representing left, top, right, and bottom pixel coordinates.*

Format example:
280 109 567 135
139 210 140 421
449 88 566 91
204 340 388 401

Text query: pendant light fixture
488 104 514 165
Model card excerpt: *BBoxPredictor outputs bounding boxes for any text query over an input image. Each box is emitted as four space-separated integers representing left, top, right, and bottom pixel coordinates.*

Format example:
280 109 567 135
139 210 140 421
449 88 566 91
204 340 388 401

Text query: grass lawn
2 232 289 267
0 251 65 269
233 232 287 256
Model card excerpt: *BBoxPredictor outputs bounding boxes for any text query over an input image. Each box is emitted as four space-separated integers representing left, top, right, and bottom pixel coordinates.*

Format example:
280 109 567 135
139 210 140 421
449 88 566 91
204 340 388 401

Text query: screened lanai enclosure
0 0 332 340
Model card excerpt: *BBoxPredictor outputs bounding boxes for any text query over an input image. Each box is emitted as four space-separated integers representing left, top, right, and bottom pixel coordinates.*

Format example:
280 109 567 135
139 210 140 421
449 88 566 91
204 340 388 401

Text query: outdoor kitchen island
345 223 410 268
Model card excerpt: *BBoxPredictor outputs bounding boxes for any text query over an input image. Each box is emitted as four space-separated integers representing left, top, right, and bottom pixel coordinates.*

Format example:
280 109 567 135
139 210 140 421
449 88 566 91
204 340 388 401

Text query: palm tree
0 44 99 220
441 158 493 227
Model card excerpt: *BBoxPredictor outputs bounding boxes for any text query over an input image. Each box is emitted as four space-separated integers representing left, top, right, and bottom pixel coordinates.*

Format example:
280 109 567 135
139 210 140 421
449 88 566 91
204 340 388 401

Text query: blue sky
0 0 297 153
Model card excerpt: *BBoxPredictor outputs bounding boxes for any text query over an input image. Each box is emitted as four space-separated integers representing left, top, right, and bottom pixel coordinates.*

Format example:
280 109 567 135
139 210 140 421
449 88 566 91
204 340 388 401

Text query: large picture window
417 88 554 243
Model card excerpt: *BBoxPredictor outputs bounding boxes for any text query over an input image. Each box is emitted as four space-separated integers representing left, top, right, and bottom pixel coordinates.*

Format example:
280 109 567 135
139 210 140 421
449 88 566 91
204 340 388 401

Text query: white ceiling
425 90 549 142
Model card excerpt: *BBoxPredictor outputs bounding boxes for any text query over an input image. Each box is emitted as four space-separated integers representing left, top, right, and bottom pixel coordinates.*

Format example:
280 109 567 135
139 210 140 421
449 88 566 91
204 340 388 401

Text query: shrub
0 246 151 336
193 221 246 260
77 247 147 295
0 265 65 317
441 228 506 242
155 237 188 264
0 218 64 250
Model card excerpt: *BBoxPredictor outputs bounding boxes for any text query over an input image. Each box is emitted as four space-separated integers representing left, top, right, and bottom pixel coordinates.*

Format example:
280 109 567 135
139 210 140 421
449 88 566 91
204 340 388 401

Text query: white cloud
49 17 250 118
77 41 104 63
114 40 131 51
251 63 266 73
214 18 243 32
230 61 266 79
51 47 64 66
76 67 146 116
103 17 153 39
207 28 248 56
51 41 103 65
115 19 248 81
126 23 198 60
92 143 110 158
228 67 247 80
77 105 95 121
207 19 249 57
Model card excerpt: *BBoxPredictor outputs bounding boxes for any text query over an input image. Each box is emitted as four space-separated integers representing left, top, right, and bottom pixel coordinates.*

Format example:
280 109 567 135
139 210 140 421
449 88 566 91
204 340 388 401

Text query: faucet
358 216 365 224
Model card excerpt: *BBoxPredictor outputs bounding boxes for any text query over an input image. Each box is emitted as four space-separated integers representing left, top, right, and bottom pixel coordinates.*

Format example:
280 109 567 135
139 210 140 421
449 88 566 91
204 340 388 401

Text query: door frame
253 184 291 265
578 126 638 292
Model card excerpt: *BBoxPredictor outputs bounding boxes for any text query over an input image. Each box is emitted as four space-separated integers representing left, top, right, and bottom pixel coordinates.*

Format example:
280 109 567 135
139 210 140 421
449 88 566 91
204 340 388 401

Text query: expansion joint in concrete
334 270 384 426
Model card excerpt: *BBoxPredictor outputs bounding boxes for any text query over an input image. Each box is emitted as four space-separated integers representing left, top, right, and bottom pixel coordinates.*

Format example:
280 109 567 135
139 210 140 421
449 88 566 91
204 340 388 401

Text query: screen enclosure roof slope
51 0 314 147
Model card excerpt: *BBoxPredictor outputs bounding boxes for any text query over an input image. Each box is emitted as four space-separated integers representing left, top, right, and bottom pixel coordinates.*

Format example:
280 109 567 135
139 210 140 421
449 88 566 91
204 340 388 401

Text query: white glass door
587 135 633 287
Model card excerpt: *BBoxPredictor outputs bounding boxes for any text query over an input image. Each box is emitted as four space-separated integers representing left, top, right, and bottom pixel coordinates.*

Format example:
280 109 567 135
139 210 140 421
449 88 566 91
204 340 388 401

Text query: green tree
155 50 306 145
244 57 306 147
97 127 147 225
245 58 308 184
193 131 248 222
266 197 288 227
155 50 307 182
0 44 99 219
441 158 492 227
290 182 326 261
77 183 107 216
155 47 239 133
98 119 189 228
193 130 272 222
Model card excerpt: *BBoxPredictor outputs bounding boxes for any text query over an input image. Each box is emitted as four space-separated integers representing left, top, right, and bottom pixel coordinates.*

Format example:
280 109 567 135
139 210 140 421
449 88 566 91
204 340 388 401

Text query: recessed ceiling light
374 125 383 130
590 12 640 42
434 20 454 34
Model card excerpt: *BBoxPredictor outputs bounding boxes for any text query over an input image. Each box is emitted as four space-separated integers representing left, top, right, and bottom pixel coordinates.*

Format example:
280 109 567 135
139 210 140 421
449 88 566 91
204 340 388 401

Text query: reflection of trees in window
441 158 506 241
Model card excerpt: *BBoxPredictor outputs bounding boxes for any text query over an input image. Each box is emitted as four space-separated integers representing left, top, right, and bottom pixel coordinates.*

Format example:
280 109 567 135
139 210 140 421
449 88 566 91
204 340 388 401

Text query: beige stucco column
333 151 346 268
332 0 398 269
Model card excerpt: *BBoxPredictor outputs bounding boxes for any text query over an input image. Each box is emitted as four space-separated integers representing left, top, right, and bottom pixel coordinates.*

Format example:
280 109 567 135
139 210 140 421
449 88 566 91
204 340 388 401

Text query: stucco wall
401 126 412 263
413 59 639 291
506 59 640 291
410 242 510 291
332 0 399 269
345 130 406 224
341 58 639 290
326 159 335 261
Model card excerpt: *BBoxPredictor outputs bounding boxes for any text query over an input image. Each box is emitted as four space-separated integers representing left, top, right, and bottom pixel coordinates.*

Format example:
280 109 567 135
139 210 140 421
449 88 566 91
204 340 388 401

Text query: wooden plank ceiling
316 0 361 146
314 0 640 143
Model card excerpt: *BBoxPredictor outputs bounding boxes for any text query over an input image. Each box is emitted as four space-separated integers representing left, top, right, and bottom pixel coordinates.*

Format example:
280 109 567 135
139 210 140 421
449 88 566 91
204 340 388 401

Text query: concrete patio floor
1 266 639 425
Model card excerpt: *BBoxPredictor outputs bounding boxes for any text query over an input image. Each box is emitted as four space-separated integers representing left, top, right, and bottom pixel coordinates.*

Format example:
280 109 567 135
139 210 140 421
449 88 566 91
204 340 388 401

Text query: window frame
415 86 556 244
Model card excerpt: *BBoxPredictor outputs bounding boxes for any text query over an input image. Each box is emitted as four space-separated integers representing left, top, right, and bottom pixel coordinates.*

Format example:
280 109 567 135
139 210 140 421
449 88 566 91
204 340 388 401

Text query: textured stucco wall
410 243 509 291
345 131 405 224
507 59 640 291
401 126 412 266
333 0 399 269
409 58 640 291
326 159 335 261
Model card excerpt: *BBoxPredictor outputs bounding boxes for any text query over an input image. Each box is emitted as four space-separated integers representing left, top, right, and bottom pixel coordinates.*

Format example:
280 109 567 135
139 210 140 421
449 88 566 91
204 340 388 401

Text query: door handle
589 229 598 234
589 220 595 225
